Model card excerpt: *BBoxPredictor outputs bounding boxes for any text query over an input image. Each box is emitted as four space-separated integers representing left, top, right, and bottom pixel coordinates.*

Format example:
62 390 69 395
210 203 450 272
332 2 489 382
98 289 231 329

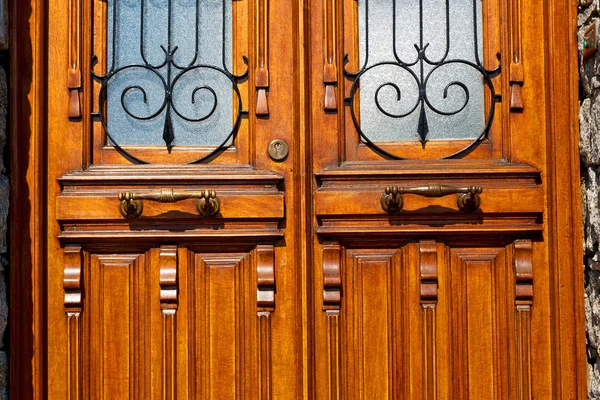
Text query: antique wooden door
10 0 587 398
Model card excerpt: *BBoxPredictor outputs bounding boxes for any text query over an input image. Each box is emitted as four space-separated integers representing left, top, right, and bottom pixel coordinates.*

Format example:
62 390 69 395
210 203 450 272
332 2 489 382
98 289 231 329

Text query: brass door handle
380 184 482 213
118 188 220 219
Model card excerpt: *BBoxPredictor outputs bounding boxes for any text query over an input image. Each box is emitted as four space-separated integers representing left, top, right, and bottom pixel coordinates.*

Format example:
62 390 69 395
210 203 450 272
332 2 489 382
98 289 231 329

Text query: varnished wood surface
10 0 587 398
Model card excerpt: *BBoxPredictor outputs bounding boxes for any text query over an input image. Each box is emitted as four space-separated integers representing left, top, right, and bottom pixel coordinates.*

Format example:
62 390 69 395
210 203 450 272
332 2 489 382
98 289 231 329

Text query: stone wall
580 3 600 398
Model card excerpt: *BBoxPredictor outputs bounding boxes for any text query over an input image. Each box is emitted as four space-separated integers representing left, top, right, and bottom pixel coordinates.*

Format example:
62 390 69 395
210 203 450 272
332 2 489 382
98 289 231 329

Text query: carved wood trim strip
256 244 275 310
68 0 82 118
514 239 533 399
322 243 342 397
255 0 270 116
256 244 274 398
258 312 272 399
419 240 437 400
159 245 177 399
326 311 341 399
509 0 524 110
323 0 338 110
323 242 342 311
63 245 83 400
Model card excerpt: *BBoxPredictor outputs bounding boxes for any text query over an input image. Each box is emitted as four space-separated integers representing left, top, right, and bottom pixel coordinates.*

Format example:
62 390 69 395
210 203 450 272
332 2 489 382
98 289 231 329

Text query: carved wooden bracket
323 242 342 312
513 239 533 398
63 245 83 399
419 240 438 307
64 245 83 315
323 0 338 110
419 241 438 399
509 0 524 110
514 239 533 308
257 244 275 311
159 245 178 314
255 0 270 116
68 0 82 118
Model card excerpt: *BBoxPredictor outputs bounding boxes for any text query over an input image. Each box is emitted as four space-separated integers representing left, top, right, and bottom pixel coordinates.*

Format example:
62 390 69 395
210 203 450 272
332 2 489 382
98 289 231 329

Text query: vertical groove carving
419 241 438 400
255 0 270 116
514 240 533 400
323 243 342 399
323 0 338 110
159 245 178 400
64 245 83 400
509 0 524 110
68 0 82 118
256 244 274 399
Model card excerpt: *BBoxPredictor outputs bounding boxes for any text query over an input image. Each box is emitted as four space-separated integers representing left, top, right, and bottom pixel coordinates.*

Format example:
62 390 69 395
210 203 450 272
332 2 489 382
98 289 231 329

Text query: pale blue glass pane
107 0 233 147
358 0 485 142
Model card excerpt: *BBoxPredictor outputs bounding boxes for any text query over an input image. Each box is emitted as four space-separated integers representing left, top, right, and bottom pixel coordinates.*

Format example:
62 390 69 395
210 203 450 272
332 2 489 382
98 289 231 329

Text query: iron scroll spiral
93 0 248 164
344 0 502 160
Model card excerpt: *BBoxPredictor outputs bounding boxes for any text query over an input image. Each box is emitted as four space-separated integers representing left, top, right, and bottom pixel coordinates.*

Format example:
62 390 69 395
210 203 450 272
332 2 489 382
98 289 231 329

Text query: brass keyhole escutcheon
268 139 289 161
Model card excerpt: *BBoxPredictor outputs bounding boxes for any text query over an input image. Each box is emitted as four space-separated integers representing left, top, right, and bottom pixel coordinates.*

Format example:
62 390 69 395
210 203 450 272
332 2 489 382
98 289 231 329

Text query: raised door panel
316 240 532 399
64 244 276 400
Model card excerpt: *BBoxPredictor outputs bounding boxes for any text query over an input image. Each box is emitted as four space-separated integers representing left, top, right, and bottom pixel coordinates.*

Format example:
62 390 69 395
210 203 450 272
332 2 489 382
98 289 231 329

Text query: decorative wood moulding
256 244 275 311
159 245 178 314
159 246 177 399
255 0 270 116
323 0 338 110
322 242 342 312
513 239 533 399
63 245 83 400
68 0 82 118
419 240 438 307
419 241 438 400
514 239 533 308
509 0 524 110
256 244 275 399
64 245 83 314
322 242 342 398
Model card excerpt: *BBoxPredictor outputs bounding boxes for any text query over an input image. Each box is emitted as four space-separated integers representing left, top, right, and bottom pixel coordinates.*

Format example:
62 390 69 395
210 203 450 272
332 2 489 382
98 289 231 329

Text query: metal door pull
380 184 482 213
118 188 220 218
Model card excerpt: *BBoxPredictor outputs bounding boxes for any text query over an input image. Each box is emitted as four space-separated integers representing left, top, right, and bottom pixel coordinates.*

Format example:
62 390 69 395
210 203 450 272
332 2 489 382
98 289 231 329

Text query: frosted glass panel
357 0 485 143
106 0 233 148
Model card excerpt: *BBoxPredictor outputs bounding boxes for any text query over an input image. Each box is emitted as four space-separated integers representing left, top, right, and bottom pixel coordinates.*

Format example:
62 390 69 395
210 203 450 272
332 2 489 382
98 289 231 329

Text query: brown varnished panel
343 249 404 399
448 247 511 400
87 253 150 399
56 192 284 221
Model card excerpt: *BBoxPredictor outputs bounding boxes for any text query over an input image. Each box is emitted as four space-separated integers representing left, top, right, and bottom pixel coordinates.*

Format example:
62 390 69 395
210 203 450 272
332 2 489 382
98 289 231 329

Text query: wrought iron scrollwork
344 0 502 159
93 0 248 164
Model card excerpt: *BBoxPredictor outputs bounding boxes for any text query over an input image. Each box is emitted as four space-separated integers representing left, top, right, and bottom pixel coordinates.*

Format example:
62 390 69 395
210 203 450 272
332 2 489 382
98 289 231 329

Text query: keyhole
275 142 282 156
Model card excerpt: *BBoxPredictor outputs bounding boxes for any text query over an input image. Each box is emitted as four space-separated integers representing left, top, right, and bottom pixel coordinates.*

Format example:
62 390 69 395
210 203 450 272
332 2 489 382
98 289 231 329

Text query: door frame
8 0 587 398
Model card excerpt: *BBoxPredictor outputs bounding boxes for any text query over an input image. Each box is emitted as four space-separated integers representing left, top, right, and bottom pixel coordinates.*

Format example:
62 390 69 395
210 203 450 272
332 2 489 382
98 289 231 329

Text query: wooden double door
11 0 587 397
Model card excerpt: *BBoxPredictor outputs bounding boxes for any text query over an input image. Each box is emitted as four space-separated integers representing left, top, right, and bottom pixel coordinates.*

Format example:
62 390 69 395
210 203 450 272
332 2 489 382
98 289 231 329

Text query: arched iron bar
93 0 246 164
343 0 370 78
343 0 502 159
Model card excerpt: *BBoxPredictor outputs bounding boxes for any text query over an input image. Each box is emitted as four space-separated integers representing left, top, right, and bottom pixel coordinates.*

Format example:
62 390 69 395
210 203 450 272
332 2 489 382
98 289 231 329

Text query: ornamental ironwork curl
93 0 248 164
344 0 502 160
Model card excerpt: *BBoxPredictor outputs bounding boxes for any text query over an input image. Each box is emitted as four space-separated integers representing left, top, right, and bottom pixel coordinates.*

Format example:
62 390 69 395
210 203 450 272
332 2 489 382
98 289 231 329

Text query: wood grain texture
419 241 437 400
159 246 178 400
64 245 83 400
13 0 588 397
513 239 533 400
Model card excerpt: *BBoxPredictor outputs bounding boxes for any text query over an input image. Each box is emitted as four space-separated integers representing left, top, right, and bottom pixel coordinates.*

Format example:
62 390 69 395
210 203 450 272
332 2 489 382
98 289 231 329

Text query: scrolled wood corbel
513 239 533 399
419 240 438 400
68 0 82 118
322 242 342 398
256 244 275 399
255 0 270 116
63 245 83 400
